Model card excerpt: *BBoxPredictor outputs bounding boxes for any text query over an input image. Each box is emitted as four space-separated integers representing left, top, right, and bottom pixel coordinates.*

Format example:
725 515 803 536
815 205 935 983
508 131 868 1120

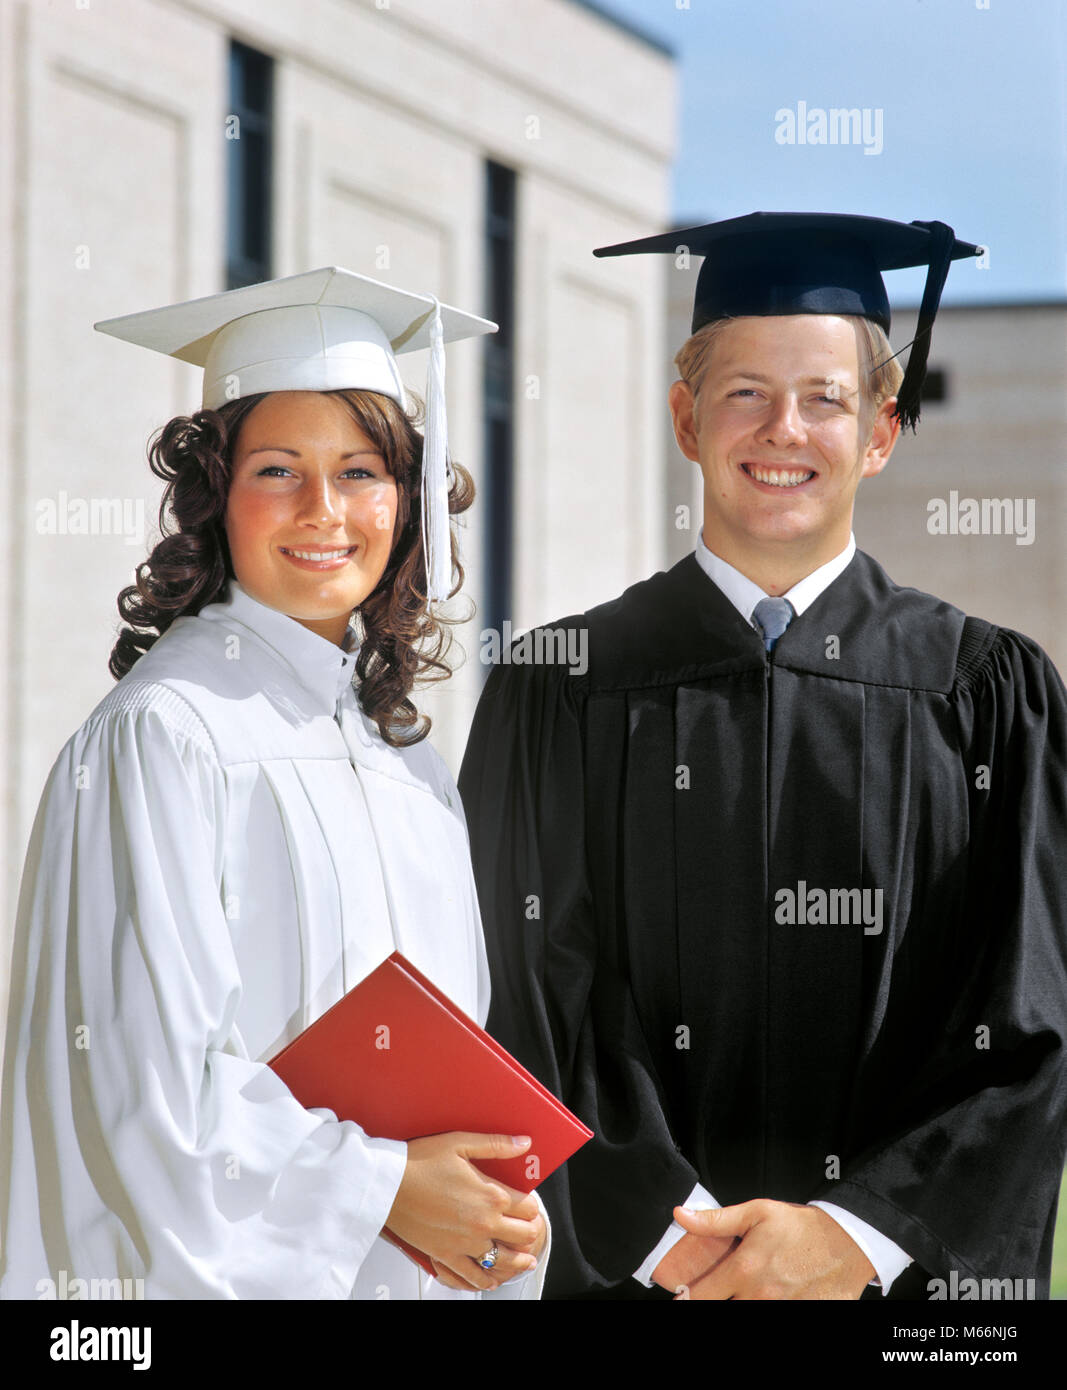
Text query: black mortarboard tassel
891 220 956 433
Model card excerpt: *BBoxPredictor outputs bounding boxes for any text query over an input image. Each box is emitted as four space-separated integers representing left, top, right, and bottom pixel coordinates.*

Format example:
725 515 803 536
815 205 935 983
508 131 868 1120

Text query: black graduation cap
593 212 983 431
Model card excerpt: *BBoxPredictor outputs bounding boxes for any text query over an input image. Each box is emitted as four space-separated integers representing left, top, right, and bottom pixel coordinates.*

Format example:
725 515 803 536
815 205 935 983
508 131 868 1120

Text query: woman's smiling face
225 391 399 646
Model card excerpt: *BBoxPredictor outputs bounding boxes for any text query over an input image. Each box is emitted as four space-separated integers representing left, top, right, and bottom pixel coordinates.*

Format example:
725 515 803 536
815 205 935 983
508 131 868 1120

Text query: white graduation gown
0 581 547 1300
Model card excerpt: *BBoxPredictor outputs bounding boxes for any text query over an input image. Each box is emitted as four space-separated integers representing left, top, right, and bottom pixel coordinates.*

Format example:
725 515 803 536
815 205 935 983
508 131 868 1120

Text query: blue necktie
752 596 795 652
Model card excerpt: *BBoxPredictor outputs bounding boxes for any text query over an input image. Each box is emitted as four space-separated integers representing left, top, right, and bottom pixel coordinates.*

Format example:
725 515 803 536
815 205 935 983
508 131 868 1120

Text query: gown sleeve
809 630 1067 1292
459 658 698 1294
0 688 407 1299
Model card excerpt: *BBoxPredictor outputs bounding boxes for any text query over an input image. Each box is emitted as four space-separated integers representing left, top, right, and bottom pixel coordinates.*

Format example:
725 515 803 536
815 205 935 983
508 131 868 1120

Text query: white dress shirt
0 580 547 1300
633 533 911 1296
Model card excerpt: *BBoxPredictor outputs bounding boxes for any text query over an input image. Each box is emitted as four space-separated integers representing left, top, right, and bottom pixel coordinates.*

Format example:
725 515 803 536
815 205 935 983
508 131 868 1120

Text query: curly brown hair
110 389 474 746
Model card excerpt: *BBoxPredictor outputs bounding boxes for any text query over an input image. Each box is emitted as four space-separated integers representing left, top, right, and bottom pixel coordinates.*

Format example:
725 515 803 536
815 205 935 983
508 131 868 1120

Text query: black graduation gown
458 549 1067 1300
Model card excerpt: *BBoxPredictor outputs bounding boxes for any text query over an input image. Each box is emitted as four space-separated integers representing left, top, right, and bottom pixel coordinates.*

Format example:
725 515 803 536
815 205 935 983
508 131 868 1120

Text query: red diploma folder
268 951 592 1275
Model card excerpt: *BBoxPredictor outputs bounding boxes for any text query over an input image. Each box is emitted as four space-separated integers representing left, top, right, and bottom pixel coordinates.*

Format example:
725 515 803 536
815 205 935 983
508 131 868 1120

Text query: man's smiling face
669 315 899 590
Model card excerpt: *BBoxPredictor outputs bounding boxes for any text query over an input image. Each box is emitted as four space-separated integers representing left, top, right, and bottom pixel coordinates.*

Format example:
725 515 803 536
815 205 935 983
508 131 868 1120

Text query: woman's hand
386 1132 545 1291
429 1201 547 1292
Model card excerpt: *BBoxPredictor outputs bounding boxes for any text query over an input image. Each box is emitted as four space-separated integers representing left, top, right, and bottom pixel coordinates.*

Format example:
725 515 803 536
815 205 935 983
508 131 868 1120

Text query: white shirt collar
197 580 360 711
694 531 856 624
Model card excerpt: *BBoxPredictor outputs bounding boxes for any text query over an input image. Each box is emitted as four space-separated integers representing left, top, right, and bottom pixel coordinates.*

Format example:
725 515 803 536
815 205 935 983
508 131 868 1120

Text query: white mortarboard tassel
421 298 452 605
93 267 496 607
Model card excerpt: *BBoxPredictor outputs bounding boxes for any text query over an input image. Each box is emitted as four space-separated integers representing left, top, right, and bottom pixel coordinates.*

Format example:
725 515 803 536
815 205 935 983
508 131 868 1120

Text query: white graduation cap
94 267 497 603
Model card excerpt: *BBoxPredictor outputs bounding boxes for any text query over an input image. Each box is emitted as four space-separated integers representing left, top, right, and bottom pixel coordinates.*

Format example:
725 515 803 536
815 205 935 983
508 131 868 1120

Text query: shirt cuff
809 1200 913 1295
633 1182 720 1288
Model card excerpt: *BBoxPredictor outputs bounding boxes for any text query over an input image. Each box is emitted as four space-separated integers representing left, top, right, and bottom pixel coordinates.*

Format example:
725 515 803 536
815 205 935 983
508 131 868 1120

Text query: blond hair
674 315 904 441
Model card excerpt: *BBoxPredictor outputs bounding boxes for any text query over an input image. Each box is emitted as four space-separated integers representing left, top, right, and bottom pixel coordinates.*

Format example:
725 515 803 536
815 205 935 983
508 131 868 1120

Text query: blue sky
590 0 1066 307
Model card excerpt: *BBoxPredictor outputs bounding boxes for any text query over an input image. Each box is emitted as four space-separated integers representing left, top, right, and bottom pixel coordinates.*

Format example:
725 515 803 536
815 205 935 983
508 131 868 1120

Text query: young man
458 213 1067 1300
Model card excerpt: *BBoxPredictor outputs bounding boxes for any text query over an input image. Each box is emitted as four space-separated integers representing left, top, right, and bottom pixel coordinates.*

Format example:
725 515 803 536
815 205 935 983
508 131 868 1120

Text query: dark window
921 366 948 404
483 162 517 638
227 41 273 289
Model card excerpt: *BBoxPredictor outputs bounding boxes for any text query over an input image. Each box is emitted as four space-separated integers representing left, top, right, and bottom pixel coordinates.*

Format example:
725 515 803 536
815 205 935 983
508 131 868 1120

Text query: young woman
0 270 547 1300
